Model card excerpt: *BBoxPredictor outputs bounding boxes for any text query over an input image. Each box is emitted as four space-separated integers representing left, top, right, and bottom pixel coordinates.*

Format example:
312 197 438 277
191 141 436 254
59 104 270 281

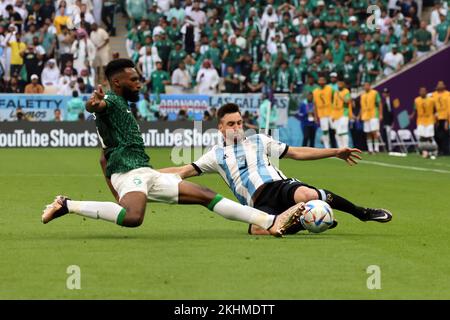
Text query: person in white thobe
196 60 219 95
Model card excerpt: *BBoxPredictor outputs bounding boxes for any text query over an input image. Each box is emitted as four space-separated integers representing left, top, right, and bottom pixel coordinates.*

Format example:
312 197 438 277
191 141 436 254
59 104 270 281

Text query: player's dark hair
104 59 135 82
217 103 241 121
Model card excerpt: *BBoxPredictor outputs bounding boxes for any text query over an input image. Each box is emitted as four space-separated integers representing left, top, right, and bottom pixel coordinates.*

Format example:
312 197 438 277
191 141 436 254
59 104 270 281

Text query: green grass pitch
1 148 449 299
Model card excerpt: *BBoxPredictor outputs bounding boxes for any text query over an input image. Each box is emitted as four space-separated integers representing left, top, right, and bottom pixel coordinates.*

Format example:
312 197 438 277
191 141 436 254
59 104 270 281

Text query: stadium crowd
0 0 449 155
0 0 449 95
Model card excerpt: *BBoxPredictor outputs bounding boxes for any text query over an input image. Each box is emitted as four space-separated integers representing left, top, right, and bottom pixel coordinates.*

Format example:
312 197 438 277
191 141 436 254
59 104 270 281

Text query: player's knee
123 210 144 227
295 187 318 202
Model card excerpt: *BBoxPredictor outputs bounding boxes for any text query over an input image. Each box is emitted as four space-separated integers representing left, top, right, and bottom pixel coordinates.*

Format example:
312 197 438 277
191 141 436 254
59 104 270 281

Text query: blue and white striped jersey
193 134 289 206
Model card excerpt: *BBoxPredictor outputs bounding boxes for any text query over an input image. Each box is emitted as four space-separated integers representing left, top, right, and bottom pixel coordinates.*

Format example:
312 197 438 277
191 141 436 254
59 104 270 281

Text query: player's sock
374 140 380 153
207 194 275 229
318 189 366 220
335 134 342 148
322 132 330 148
66 200 126 225
367 139 374 153
341 134 349 148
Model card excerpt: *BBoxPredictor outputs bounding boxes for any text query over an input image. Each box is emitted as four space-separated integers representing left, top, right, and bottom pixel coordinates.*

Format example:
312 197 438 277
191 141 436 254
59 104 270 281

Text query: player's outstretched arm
158 164 200 179
99 150 120 202
86 85 107 113
285 147 362 165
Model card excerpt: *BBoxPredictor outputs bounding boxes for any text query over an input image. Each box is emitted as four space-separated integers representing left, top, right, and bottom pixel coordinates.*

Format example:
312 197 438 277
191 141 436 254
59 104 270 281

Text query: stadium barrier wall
0 93 289 125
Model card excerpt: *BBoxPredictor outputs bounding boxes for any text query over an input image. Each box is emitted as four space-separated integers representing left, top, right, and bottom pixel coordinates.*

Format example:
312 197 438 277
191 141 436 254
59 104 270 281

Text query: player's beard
122 86 140 102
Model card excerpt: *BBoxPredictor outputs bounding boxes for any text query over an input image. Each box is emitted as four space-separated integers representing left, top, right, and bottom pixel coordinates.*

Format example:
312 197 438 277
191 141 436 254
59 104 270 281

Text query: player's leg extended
293 185 392 223
41 192 148 227
177 180 303 237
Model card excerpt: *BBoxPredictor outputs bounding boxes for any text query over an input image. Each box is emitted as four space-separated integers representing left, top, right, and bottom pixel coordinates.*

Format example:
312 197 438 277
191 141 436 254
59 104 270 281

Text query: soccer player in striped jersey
160 103 393 235
41 59 303 237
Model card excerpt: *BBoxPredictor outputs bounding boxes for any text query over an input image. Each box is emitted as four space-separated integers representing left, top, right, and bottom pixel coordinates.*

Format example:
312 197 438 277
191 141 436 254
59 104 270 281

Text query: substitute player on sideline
360 82 383 154
313 76 333 148
331 80 352 148
159 103 392 235
41 59 303 237
410 87 437 159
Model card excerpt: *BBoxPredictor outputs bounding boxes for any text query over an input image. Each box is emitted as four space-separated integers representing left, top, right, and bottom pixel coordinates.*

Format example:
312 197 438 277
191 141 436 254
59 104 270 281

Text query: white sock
335 134 342 148
374 140 380 152
342 134 349 148
212 197 275 229
367 139 374 152
322 132 330 148
67 200 125 224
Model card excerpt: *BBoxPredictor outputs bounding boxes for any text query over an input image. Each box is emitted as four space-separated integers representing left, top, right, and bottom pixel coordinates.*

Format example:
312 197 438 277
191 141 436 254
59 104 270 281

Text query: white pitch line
359 160 450 174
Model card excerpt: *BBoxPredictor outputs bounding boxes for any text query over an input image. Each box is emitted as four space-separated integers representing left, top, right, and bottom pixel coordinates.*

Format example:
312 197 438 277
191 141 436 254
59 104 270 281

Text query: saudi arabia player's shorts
332 116 349 135
363 118 380 133
319 116 332 132
111 167 182 203
417 124 434 138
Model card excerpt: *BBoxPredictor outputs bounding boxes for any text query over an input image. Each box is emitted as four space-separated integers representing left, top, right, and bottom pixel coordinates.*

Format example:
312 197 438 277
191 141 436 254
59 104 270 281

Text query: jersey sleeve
192 146 219 174
102 94 119 114
258 134 289 159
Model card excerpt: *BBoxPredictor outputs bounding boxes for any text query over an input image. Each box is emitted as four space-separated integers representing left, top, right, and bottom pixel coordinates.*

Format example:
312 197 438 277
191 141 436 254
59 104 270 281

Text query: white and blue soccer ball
300 200 334 234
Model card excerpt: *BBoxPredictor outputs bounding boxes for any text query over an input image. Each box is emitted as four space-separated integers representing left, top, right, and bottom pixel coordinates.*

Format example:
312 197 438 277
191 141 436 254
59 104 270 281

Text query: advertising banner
0 93 289 124
0 94 91 121
0 121 219 148
152 94 210 121
209 94 289 126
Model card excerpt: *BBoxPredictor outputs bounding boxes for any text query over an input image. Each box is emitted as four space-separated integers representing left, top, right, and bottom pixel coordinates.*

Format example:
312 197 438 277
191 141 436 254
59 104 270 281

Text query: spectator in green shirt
414 21 432 58
337 54 359 88
150 61 170 94
154 32 173 71
222 37 244 75
435 12 450 48
399 36 416 63
246 63 265 93
126 0 147 27
166 18 182 43
165 0 185 24
168 41 187 74
273 60 292 93
359 51 381 84
224 65 242 93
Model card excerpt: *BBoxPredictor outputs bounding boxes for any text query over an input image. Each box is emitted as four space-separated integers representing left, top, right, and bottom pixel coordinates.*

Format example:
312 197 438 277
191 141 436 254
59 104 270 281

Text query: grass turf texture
1 148 449 299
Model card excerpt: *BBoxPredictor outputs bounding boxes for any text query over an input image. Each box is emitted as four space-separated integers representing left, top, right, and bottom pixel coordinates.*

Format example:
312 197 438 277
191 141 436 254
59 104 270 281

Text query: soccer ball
300 200 334 234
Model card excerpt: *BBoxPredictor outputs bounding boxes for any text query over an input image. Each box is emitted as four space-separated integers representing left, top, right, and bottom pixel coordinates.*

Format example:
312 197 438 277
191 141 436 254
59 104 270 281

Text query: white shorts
363 118 380 133
417 124 434 138
319 117 332 132
111 167 182 204
333 116 349 135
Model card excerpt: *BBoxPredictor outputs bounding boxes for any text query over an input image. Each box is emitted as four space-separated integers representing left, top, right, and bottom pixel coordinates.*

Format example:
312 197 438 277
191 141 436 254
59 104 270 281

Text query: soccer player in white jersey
160 103 393 235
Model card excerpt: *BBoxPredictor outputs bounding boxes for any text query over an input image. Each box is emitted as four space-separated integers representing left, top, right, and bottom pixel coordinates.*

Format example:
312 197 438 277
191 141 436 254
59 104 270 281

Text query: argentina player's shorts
111 167 182 203
253 178 319 216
